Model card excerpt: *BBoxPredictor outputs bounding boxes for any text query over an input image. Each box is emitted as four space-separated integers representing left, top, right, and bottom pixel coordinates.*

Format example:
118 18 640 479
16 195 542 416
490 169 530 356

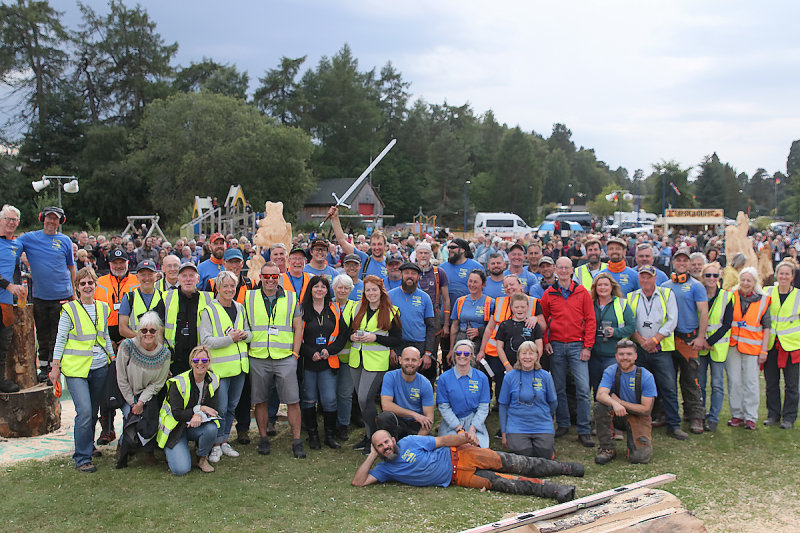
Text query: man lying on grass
352 429 583 503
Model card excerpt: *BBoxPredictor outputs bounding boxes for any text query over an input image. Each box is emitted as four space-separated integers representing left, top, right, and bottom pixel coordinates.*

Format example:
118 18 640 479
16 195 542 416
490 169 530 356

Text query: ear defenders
39 206 66 225
671 272 688 284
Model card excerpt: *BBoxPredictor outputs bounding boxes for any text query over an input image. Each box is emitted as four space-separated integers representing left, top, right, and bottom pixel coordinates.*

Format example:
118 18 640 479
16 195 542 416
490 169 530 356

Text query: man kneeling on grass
352 429 583 503
593 339 656 465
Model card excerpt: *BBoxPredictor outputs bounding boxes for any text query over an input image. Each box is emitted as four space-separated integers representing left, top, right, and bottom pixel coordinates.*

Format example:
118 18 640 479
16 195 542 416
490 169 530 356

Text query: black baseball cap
310 238 328 249
136 260 157 272
289 245 307 257
110 249 127 261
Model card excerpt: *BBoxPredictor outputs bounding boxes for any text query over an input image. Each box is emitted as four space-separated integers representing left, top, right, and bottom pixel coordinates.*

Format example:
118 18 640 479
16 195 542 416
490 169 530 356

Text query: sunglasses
261 273 280 279
78 281 95 286
192 357 210 364
704 273 720 278
447 245 459 250
140 328 158 334
454 351 472 357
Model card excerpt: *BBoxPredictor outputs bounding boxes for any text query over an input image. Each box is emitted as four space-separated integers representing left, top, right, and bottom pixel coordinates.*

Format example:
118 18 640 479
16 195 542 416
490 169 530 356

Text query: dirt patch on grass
698 487 800 532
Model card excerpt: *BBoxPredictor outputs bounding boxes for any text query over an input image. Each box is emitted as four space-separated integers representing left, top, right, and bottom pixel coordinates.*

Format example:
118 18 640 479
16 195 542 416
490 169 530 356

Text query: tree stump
0 304 61 437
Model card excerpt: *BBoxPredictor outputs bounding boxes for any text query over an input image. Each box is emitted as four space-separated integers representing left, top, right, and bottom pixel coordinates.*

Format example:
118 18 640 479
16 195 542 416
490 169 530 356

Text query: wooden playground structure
181 185 257 239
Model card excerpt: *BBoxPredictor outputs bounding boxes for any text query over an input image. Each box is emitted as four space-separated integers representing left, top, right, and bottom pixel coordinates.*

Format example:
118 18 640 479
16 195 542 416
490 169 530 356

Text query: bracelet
503 361 512 369
651 337 659 344
443 310 450 314
457 428 465 434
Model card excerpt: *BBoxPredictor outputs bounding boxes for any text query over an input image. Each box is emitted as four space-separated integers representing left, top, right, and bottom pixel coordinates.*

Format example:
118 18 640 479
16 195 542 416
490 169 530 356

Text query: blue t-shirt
0 237 22 305
598 266 640 295
498 369 557 434
17 230 74 300
348 279 364 302
384 278 402 291
452 294 493 331
439 259 483 303
483 277 505 299
369 435 452 487
354 249 387 280
303 263 339 284
437 367 491 418
197 259 224 289
660 277 706 333
119 290 156 318
388 287 434 343
528 280 551 300
504 268 537 293
380 369 434 418
599 363 657 403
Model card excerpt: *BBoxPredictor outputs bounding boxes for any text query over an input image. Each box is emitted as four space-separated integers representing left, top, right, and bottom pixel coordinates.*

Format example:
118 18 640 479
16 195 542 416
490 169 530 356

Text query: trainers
76 462 97 473
667 428 689 440
744 420 756 430
690 419 704 434
727 417 744 427
577 434 594 448
780 421 794 429
594 448 616 465
292 439 307 459
763 418 780 426
220 442 239 457
208 445 222 463
352 436 368 451
703 420 718 432
258 436 271 455
266 422 277 436
554 426 569 438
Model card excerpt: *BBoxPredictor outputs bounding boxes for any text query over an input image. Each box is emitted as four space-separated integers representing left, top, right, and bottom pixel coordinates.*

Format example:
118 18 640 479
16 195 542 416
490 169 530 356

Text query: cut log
5 304 37 389
0 383 61 437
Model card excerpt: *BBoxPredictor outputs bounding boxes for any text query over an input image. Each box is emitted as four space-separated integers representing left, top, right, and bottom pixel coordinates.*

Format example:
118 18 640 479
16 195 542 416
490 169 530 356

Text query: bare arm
118 315 137 339
477 315 496 361
328 206 355 255
420 405 435 435
434 431 476 448
68 264 77 299
380 396 433 432
441 286 451 333
691 300 709 350
292 315 303 356
352 447 380 487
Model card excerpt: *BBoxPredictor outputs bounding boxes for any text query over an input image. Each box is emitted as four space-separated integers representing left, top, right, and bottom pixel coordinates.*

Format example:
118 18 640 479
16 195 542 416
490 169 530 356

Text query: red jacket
540 279 595 349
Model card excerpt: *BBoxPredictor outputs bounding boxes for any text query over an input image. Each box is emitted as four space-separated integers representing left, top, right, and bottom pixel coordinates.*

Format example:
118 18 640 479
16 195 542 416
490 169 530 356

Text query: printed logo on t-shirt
409 387 420 401
681 284 691 292
412 295 423 307
458 268 468 279
468 380 479 393
619 274 629 287
51 239 62 250
533 377 543 391
626 376 636 394
401 449 417 463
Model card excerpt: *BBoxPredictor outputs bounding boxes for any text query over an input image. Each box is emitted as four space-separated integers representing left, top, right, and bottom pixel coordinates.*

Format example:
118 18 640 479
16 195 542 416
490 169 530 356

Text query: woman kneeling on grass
498 341 558 459
156 346 221 474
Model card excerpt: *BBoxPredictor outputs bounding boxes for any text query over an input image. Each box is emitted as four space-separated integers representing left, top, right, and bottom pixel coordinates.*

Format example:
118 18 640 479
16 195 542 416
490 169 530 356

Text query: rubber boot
489 474 576 503
302 408 321 450
323 411 341 449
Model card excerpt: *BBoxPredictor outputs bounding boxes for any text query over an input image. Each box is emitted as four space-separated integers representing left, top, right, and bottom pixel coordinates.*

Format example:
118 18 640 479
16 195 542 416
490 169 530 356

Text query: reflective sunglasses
261 273 280 279
704 273 720 278
454 351 472 357
140 328 158 334
192 357 210 364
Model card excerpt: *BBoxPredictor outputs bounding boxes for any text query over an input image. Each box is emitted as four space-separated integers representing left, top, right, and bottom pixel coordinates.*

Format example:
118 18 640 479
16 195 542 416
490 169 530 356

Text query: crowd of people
1 202 799 500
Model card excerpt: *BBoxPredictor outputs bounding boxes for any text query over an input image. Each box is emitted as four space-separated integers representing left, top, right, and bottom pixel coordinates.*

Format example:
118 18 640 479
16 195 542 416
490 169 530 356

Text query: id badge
316 336 326 345
113 303 121 311
181 324 189 336
268 326 279 335
738 321 747 328
643 321 653 328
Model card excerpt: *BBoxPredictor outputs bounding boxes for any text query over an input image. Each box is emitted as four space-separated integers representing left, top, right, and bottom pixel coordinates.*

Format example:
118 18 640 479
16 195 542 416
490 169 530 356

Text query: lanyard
289 274 303 296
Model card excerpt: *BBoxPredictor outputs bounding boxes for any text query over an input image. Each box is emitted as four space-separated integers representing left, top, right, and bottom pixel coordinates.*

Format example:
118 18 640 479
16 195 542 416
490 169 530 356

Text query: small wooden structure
0 305 61 437
121 215 168 241
182 185 257 239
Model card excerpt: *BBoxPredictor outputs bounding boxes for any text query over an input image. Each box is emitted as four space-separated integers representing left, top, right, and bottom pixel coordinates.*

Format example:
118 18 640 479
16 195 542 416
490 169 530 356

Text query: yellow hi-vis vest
163 289 213 348
244 289 297 359
156 370 220 448
335 300 356 364
575 262 607 291
203 300 249 377
628 287 675 351
126 288 163 332
346 302 399 372
766 286 800 351
60 300 111 378
700 289 731 362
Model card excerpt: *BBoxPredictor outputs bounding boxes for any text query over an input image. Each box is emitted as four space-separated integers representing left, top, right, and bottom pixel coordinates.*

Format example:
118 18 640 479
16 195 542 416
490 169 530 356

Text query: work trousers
764 347 799 425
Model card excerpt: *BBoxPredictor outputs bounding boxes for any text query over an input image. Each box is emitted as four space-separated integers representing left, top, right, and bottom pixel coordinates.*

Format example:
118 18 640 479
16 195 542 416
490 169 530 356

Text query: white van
474 212 534 238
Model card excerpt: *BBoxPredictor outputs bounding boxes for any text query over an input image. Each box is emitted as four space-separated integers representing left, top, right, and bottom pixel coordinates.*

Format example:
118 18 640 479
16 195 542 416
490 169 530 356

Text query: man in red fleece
541 257 596 448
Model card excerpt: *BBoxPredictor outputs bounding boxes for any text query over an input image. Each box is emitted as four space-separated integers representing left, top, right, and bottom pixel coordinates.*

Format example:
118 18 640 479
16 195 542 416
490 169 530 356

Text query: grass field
2 377 799 532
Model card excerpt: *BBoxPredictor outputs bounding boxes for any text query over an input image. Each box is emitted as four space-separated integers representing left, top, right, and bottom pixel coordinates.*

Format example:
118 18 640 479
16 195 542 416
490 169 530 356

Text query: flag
670 182 681 196
776 176 782 185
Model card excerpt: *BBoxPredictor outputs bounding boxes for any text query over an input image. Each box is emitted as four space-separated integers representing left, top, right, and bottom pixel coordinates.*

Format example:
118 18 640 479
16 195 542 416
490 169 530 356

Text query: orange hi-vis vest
282 272 311 302
729 291 771 355
95 273 140 327
455 295 492 326
486 295 537 357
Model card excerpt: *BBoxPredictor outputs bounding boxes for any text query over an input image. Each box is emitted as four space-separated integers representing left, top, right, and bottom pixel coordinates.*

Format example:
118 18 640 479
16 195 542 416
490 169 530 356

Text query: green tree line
1 0 797 230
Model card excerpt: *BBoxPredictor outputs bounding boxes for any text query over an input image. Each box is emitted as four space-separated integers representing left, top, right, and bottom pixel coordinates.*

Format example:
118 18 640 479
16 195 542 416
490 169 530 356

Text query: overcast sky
50 0 800 179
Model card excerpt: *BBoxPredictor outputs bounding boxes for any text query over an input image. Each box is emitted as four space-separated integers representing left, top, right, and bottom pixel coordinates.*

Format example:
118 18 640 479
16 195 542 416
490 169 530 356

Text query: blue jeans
301 368 337 411
336 364 354 427
164 422 218 476
216 373 246 444
698 355 725 423
636 348 681 429
550 341 591 434
65 365 108 467
589 353 616 397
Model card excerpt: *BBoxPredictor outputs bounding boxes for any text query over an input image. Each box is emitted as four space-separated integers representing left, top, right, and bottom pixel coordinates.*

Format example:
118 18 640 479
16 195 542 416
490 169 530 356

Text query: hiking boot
266 422 277 436
96 430 116 446
690 419 704 434
560 462 585 477
257 436 271 455
780 421 794 429
763 418 780 426
336 424 350 442
727 417 744 427
744 420 756 430
197 456 215 473
667 428 689 440
554 426 569 438
92 447 103 457
577 434 594 448
651 415 667 428
594 448 616 465
703 420 718 432
0 379 20 393
77 462 97 473
292 438 307 459
236 430 251 445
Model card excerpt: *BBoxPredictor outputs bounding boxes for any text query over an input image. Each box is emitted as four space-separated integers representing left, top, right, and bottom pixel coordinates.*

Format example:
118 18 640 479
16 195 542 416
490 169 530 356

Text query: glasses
192 357 210 364
140 328 158 334
616 339 636 348
78 281 95 286
447 245 459 250
2 217 19 222
261 273 280 279
704 273 720 278
454 351 472 357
